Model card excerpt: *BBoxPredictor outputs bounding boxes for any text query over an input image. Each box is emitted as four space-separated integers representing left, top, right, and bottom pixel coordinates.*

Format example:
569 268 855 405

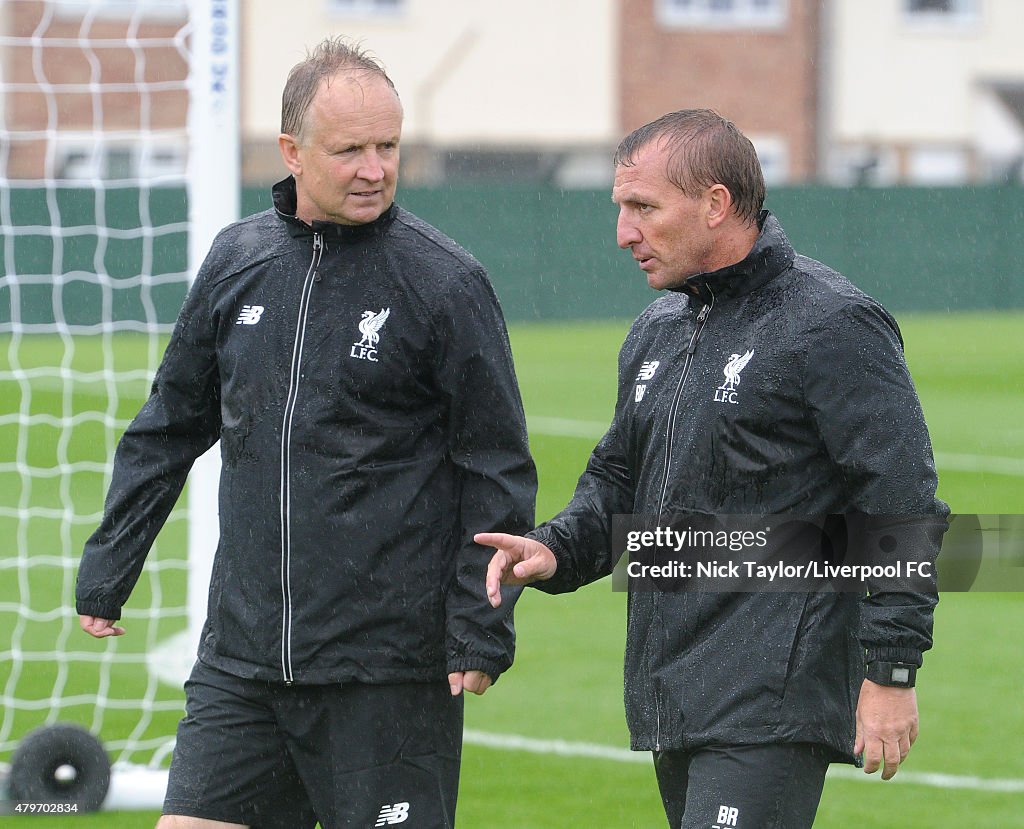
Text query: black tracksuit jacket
530 212 947 761
77 177 537 685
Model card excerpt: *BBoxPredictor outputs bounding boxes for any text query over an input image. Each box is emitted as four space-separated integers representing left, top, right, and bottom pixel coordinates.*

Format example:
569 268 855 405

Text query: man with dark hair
77 36 536 829
478 109 946 829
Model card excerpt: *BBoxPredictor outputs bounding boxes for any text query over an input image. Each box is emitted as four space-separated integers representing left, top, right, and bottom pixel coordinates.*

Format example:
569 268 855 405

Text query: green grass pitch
1 311 1022 828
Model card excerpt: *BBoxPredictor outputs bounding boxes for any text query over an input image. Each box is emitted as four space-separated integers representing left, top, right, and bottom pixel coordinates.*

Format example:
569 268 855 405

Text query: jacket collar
675 210 795 305
272 176 396 243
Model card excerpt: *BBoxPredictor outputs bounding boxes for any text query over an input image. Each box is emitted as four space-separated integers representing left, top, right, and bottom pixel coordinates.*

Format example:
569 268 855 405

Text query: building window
53 0 187 19
657 0 787 29
903 0 980 25
326 0 406 17
907 146 969 184
749 135 789 185
827 145 900 187
56 139 187 183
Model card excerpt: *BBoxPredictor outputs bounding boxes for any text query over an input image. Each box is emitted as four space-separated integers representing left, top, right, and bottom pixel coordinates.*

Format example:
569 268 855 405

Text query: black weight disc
8 724 111 812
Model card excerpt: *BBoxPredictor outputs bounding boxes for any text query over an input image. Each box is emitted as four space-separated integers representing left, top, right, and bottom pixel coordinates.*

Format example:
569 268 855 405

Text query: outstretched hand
475 532 557 608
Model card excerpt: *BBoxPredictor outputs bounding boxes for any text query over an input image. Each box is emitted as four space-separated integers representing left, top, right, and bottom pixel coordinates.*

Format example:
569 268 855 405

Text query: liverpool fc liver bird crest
357 308 390 348
721 349 754 391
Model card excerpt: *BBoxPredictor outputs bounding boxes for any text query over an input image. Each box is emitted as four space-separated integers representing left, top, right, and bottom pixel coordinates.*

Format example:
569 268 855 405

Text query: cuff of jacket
864 646 923 667
524 526 579 594
446 655 509 685
76 601 122 620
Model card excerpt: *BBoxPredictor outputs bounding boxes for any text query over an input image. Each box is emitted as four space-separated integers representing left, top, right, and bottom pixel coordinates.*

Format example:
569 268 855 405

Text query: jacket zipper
652 290 714 752
278 231 323 684
656 294 713 515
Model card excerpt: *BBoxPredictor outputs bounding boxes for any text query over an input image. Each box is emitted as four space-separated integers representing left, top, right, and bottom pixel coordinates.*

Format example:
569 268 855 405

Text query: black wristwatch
865 661 917 688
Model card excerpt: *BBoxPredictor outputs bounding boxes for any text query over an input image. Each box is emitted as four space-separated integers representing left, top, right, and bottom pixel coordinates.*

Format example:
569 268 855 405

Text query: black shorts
654 742 831 829
163 659 463 829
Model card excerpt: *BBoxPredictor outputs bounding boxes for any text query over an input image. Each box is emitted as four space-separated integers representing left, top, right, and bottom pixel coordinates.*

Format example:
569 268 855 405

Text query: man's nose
617 212 640 249
358 149 385 182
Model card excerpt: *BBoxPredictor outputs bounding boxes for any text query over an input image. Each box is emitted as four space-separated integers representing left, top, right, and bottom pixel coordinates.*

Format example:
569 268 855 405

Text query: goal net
0 0 237 809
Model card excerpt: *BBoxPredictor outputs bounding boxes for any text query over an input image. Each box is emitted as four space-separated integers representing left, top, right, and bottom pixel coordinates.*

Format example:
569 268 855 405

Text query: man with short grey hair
77 37 536 828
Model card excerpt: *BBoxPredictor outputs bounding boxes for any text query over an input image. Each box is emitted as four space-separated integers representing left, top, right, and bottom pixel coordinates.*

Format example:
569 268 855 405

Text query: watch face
867 661 915 687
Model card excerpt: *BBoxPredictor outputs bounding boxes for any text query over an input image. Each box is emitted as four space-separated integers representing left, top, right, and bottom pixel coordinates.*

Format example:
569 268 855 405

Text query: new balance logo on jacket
634 360 660 402
235 305 265 325
636 360 660 381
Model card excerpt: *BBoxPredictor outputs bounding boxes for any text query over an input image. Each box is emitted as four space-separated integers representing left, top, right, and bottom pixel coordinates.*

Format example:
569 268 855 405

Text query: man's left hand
448 670 492 697
855 679 919 780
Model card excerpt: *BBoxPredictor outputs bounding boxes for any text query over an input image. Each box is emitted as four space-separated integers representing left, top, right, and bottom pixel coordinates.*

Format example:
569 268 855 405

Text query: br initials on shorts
713 803 739 828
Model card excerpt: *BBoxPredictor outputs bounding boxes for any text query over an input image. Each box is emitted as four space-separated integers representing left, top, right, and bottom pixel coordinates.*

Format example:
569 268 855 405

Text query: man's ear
705 183 733 229
279 133 302 176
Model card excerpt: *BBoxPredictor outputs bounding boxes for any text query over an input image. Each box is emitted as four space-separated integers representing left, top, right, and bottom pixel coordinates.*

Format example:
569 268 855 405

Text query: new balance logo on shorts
235 305 265 325
374 801 410 826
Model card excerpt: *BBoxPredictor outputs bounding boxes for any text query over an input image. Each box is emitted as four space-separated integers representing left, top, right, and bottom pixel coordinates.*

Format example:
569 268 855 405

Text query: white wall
242 0 617 147
832 0 1024 146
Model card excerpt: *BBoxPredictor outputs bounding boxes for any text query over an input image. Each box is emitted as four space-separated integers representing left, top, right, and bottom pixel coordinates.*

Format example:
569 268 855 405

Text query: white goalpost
0 0 237 811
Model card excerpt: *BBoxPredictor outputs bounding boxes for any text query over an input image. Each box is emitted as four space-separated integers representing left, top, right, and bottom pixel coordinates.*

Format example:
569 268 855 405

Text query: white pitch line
526 417 1024 478
932 452 1024 478
465 729 647 764
528 415 607 440
463 729 1024 794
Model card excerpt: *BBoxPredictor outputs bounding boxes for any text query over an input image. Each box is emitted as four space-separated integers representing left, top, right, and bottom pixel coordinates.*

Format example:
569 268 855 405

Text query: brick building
1 0 188 180
4 0 1022 186
618 0 822 183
